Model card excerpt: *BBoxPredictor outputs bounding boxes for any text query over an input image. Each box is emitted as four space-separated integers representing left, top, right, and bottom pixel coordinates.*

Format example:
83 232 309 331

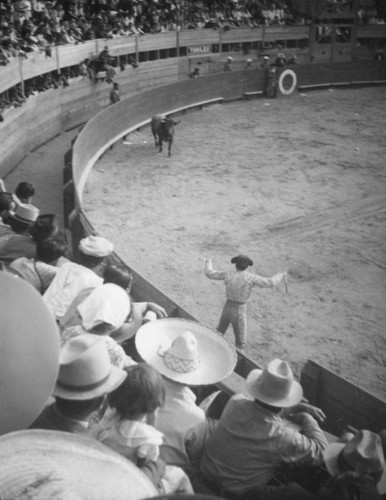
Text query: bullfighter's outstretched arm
204 258 227 280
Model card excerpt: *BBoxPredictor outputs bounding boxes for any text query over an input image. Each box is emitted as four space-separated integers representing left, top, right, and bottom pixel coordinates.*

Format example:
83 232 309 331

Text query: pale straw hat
246 358 303 408
54 334 127 400
0 429 158 500
77 283 131 331
135 318 236 385
0 272 60 435
324 430 386 494
13 202 39 223
78 235 114 257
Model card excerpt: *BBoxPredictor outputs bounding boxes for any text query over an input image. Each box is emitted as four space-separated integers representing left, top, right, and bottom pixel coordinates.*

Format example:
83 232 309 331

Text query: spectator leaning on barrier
200 358 328 498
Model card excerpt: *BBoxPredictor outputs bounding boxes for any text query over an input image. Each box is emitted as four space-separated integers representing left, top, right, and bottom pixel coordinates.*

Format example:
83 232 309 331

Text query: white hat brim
135 318 237 385
0 430 158 499
246 369 303 408
0 273 60 435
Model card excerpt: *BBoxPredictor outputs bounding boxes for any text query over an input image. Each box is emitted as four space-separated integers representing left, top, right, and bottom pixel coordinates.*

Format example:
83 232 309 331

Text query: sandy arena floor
81 87 386 400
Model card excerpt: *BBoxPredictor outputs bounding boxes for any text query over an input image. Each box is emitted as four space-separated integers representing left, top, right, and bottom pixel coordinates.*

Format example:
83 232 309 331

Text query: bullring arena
83 86 386 400
1 1 386 494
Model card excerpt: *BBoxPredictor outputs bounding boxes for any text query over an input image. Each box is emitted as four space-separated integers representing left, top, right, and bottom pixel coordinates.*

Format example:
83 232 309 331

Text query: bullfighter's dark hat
231 254 253 267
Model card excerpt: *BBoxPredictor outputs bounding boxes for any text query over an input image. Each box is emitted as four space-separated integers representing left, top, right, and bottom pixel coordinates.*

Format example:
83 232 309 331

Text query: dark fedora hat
231 254 253 267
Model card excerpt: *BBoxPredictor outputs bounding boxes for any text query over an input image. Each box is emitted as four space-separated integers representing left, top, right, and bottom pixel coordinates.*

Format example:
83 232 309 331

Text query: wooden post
18 53 24 97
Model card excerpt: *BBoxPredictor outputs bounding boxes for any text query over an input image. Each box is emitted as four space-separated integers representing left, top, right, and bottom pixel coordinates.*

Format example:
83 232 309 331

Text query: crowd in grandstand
0 175 386 498
0 0 302 63
0 0 385 117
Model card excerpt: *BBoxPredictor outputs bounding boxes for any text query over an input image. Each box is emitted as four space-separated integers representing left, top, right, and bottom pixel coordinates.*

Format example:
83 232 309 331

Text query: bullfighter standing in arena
204 255 287 349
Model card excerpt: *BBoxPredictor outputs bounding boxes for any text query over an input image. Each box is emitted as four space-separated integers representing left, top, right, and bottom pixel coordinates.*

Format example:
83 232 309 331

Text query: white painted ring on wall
278 69 297 95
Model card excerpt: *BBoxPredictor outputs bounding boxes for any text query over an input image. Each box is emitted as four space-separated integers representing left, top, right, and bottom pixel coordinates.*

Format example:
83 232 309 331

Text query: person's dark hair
317 471 381 500
235 262 249 271
108 363 165 420
8 217 30 234
254 399 282 414
0 192 14 212
55 396 104 417
78 251 106 270
36 238 68 263
103 264 133 290
30 214 58 242
15 181 35 201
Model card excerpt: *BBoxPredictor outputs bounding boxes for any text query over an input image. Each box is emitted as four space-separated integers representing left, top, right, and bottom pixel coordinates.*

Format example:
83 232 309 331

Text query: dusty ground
84 87 382 400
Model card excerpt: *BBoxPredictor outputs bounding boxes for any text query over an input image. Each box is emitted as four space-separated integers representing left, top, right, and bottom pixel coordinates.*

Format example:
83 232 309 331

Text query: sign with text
187 45 212 57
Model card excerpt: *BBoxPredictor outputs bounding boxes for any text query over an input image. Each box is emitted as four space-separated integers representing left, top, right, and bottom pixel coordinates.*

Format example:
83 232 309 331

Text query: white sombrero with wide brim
135 318 237 385
0 272 60 435
0 429 158 500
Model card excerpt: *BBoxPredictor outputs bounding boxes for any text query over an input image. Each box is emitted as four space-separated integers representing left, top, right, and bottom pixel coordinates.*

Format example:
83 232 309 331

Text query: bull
151 114 179 157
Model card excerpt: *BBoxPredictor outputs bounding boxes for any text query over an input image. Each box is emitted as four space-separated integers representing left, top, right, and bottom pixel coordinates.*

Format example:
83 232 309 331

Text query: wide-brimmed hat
79 235 113 257
135 318 236 385
77 283 131 331
54 334 127 400
231 254 254 267
246 359 303 407
0 272 60 435
0 429 158 500
324 430 386 494
12 202 39 224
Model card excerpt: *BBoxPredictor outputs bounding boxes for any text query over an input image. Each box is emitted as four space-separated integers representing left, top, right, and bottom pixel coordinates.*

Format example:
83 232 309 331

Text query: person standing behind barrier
110 82 120 104
224 56 233 71
204 255 286 349
266 64 278 98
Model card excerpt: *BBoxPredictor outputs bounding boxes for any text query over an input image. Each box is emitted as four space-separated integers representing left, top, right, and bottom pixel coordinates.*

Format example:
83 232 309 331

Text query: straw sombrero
324 430 386 495
0 429 158 500
135 318 236 386
246 358 303 408
0 272 60 435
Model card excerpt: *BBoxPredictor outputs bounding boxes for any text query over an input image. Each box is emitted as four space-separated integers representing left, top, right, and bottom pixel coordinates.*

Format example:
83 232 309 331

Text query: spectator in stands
200 358 328 498
31 334 127 435
260 55 270 69
110 81 120 104
204 255 287 349
0 203 40 263
135 321 236 477
258 428 386 499
323 430 386 496
43 235 113 320
29 212 59 241
60 283 136 369
99 44 112 64
10 238 68 293
287 53 297 65
317 471 382 500
60 264 167 360
91 363 194 494
275 51 287 67
0 191 16 223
